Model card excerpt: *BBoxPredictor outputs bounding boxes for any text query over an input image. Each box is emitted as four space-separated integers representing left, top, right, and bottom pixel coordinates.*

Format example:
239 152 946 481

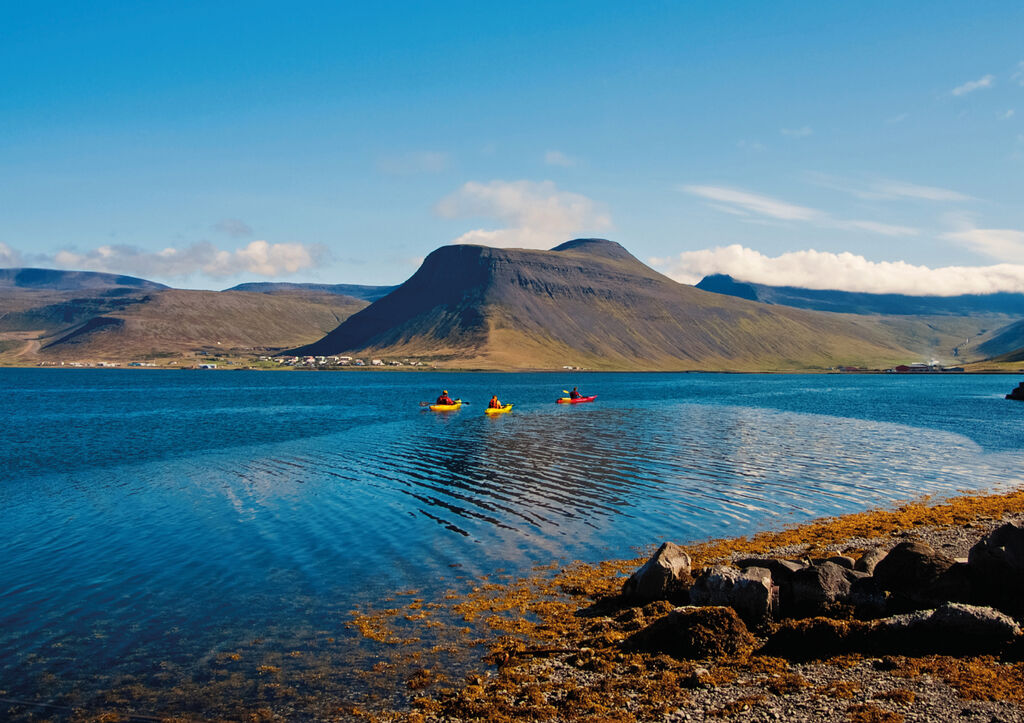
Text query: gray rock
689 565 773 626
826 555 856 570
871 603 1020 654
787 561 852 615
872 540 956 597
622 541 691 603
854 547 887 574
968 522 1024 613
734 557 807 583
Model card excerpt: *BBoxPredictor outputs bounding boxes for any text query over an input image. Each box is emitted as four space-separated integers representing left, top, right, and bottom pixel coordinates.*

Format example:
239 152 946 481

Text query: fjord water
2 369 1022 712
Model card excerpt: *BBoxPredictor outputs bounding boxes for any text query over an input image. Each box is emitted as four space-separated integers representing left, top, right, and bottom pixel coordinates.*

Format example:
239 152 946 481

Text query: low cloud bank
26 240 327 280
651 244 1024 296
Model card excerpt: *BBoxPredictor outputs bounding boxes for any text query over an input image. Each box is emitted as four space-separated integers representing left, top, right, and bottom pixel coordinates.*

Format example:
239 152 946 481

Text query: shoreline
356 487 1024 722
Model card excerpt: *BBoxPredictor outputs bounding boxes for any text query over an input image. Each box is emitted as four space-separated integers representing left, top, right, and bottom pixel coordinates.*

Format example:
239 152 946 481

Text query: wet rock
787 561 853 616
968 522 1024 613
849 575 887 617
734 557 807 583
854 548 887 575
762 604 1018 659
826 555 856 570
872 540 956 600
871 603 1020 655
622 542 692 603
689 565 773 626
625 605 756 660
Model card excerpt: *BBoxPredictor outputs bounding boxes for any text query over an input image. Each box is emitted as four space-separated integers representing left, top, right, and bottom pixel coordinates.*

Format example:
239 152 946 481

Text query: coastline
354 487 1024 722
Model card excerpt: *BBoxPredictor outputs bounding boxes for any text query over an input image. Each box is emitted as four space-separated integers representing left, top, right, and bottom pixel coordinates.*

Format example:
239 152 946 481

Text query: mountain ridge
294 239 941 370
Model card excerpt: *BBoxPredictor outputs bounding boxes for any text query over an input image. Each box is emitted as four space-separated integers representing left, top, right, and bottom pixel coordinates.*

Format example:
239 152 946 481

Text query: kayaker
488 394 503 409
569 387 582 400
436 390 455 405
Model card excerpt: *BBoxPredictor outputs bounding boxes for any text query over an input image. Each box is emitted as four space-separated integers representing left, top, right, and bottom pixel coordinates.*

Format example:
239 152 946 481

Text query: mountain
293 239 940 371
977 319 1024 360
224 282 397 302
0 268 370 361
0 267 168 291
695 274 1024 317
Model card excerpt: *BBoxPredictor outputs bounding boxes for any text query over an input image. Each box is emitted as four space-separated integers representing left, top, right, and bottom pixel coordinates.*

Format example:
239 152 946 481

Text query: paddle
419 399 468 406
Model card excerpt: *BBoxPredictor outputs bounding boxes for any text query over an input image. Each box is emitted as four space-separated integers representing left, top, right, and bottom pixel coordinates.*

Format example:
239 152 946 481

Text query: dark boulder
689 565 773 626
625 605 756 660
786 561 854 616
872 540 956 605
734 557 807 583
854 548 887 575
1007 381 1024 401
968 522 1024 613
762 617 870 660
622 542 692 603
870 603 1020 655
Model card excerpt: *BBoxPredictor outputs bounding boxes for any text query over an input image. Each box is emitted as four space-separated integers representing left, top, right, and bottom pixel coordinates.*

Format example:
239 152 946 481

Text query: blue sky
1 2 1023 293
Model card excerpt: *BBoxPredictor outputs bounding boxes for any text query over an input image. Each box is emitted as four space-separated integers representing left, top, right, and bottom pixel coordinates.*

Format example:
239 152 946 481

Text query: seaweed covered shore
9 489 1024 722
356 488 1024 723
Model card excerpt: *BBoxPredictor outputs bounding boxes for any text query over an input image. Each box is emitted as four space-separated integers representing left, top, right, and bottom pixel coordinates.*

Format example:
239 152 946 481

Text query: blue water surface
1 369 1022 715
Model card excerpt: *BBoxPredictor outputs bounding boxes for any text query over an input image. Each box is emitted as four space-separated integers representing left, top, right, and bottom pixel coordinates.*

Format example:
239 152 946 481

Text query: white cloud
781 126 813 138
943 226 1024 264
680 184 920 236
680 185 818 221
808 173 973 202
832 219 919 238
436 180 612 249
1000 109 1016 120
47 240 326 279
544 150 577 167
886 113 909 124
650 244 1024 296
0 242 23 266
376 151 450 175
1013 61 1024 86
951 74 995 96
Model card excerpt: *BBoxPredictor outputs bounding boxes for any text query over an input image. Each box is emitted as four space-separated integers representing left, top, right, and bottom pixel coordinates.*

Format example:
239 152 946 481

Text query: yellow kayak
428 400 462 411
484 404 513 415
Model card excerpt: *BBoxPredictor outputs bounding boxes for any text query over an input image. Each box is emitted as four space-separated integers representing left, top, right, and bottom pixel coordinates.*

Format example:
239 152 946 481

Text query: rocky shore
372 489 1024 722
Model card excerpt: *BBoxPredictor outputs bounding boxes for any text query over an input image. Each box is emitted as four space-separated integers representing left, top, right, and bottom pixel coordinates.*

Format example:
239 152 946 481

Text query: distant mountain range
0 269 369 361
695 274 1024 317
4 255 1022 369
293 239 980 371
224 281 397 302
0 267 168 291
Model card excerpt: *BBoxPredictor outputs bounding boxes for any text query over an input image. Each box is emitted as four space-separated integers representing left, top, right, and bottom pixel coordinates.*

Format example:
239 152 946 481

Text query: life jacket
569 390 580 399
437 395 454 405
489 397 501 408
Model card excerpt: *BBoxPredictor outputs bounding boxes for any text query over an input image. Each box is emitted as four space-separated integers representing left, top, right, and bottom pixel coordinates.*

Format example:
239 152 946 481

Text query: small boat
428 400 462 411
556 395 597 404
484 403 513 415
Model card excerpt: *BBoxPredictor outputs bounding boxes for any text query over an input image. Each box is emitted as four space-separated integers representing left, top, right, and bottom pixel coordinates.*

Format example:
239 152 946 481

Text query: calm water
1 369 1022 715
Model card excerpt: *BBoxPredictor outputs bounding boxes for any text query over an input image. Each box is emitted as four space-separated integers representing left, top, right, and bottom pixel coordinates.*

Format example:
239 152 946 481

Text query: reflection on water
1 370 1022 716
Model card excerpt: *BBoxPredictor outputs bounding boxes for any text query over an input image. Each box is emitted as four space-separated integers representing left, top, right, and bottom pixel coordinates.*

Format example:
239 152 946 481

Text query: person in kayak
488 394 503 409
436 390 456 405
569 387 582 399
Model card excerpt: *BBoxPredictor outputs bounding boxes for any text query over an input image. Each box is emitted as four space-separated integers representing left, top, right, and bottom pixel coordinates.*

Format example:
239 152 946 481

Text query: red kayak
556 395 597 404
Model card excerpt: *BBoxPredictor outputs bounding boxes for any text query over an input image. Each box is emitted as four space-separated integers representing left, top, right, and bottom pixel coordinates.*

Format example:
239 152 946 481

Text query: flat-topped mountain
294 239 938 370
695 274 1024 317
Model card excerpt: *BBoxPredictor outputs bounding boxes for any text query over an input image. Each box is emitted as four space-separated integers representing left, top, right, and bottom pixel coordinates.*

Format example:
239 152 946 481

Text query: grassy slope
0 289 368 361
